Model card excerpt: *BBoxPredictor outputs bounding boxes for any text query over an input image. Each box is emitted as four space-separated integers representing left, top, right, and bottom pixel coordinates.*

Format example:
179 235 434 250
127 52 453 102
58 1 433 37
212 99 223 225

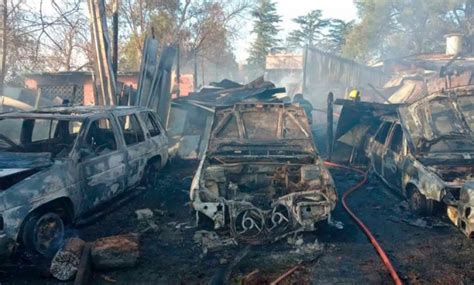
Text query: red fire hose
323 161 403 285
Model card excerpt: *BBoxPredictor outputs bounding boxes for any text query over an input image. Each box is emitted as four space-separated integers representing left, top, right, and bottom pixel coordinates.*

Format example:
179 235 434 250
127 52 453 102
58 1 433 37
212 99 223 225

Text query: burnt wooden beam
88 0 117 105
111 0 119 78
327 92 334 161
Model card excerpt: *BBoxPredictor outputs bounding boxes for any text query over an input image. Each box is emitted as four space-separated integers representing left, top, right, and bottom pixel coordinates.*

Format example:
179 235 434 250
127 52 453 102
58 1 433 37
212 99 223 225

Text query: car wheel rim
34 213 65 255
411 190 423 210
232 209 265 241
267 204 291 235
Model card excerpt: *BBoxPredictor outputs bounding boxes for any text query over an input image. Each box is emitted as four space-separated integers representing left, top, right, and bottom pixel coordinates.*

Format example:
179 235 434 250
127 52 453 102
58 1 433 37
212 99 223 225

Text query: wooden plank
91 234 139 269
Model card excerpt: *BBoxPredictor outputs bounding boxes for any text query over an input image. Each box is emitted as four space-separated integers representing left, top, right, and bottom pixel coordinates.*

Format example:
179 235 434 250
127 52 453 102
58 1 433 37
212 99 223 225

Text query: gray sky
234 0 358 63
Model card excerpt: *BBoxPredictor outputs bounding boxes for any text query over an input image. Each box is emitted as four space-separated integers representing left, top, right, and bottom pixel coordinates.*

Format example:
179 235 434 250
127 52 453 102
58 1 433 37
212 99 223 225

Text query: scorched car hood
207 103 316 157
0 152 52 169
398 93 474 155
0 152 52 191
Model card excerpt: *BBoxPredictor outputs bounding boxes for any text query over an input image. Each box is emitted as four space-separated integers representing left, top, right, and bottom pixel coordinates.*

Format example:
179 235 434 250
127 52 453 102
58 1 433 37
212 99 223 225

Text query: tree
341 0 474 62
287 10 330 49
118 0 178 70
38 0 90 71
0 1 40 83
323 19 354 54
442 0 474 54
118 0 250 87
0 0 91 83
118 0 175 70
0 0 250 87
247 0 281 72
284 10 353 55
1 0 7 90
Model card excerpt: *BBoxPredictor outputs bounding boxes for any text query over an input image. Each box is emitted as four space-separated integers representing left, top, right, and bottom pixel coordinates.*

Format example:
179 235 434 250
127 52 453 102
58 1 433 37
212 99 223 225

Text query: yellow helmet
348 89 360 100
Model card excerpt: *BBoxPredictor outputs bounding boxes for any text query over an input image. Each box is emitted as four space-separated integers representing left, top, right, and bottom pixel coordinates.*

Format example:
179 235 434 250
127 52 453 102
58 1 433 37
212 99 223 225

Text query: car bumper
447 181 474 237
194 190 335 243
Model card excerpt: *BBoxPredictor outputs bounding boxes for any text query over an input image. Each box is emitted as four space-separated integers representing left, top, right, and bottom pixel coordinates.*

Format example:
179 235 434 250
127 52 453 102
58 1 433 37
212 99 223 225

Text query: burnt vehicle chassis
334 89 474 237
0 106 168 259
190 103 337 243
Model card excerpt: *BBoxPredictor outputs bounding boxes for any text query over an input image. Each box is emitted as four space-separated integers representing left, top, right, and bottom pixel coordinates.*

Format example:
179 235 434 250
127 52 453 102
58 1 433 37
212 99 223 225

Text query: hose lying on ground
323 161 403 285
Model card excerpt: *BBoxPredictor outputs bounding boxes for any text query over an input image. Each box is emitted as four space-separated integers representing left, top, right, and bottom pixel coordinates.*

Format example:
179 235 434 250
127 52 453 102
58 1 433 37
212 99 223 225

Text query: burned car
364 91 474 236
190 103 337 243
0 106 168 258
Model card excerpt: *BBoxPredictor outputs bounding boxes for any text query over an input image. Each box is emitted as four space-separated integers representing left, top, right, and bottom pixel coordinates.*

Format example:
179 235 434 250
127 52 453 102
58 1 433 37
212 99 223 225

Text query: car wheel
22 212 65 257
142 158 161 188
409 187 433 216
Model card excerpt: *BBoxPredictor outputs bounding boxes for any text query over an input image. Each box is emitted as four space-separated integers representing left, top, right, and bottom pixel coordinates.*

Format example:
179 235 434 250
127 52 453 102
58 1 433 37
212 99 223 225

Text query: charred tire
21 211 65 257
142 157 162 188
408 186 434 216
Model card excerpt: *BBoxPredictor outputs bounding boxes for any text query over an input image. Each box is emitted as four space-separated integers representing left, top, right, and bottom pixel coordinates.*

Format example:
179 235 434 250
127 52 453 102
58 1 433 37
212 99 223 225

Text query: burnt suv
366 91 474 236
0 106 168 258
190 103 337 243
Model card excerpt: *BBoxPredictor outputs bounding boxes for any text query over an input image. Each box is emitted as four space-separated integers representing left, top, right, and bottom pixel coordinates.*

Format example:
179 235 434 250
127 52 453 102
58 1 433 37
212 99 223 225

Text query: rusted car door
382 124 404 189
77 117 127 214
370 121 393 174
116 113 151 187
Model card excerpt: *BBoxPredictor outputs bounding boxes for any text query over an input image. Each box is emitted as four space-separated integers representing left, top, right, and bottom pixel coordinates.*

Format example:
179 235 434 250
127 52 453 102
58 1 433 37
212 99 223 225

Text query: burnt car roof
0 105 152 120
398 92 474 152
334 90 474 158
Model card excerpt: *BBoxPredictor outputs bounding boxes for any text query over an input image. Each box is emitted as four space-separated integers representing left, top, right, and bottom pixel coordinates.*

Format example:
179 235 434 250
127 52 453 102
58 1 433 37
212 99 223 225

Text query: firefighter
348 88 361 102
293 93 313 124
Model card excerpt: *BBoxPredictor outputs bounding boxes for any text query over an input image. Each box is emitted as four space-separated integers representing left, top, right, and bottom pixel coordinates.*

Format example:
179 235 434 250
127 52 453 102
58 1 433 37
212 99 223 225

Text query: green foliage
118 0 178 71
287 10 330 48
119 34 146 71
324 19 354 54
285 10 353 55
247 0 281 72
343 0 474 62
119 8 177 71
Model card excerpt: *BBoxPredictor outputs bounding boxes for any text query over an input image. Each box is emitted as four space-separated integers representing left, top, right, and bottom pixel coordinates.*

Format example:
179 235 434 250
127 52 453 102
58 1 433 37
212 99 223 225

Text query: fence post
327 92 334 161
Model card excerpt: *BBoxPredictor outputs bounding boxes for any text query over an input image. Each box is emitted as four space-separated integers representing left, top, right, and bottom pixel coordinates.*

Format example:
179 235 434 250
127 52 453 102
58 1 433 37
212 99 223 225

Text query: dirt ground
1 159 474 284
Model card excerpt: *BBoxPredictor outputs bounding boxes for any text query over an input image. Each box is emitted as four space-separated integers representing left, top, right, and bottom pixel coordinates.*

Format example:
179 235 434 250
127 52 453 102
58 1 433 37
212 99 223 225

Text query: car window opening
81 118 117 159
375 122 392 144
389 125 404 153
118 115 146 145
0 118 83 158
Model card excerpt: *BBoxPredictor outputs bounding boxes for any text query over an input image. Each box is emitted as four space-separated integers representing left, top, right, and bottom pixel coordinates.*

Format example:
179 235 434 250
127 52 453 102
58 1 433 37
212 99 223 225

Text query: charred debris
0 2 474 283
0 43 474 284
190 103 337 244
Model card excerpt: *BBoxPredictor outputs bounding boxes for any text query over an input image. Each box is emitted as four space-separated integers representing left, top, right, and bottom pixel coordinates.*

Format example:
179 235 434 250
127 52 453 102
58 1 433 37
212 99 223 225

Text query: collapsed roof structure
168 77 286 159
372 34 474 104
174 77 286 107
